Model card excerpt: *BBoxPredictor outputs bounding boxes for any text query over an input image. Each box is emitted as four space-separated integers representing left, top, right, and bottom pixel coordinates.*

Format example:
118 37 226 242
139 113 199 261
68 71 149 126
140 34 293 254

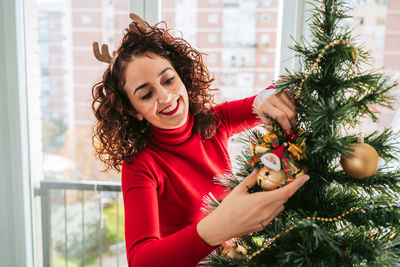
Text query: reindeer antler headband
92 13 149 71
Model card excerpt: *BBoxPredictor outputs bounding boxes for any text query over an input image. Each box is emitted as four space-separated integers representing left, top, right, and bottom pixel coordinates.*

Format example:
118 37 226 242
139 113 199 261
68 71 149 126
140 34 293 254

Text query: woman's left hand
253 88 297 130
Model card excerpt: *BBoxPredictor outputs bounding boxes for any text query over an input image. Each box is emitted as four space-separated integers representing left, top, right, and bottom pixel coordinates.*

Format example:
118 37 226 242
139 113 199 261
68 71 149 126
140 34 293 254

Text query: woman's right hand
196 169 310 246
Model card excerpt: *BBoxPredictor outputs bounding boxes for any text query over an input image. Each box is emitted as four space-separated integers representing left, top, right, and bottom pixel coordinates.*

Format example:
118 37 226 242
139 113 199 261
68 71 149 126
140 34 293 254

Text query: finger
259 205 285 230
263 104 292 130
284 89 295 102
237 168 259 192
279 91 296 112
265 204 285 223
271 99 297 129
258 114 272 126
269 174 310 201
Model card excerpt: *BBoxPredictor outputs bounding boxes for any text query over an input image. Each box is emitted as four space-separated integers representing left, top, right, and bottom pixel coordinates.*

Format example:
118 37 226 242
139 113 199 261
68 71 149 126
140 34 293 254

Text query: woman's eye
165 77 174 84
141 92 152 100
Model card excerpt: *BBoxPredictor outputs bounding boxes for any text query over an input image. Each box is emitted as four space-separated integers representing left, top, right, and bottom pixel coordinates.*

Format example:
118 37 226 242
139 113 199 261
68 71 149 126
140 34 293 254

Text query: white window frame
129 0 162 25
276 0 311 77
0 0 34 267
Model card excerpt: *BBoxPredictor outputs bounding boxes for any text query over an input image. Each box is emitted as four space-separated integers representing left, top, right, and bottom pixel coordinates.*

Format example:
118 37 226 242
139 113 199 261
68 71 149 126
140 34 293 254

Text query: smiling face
124 52 189 130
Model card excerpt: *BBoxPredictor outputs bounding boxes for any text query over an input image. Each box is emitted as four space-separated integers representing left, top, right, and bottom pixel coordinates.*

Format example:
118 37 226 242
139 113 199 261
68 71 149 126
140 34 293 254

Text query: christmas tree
202 0 400 266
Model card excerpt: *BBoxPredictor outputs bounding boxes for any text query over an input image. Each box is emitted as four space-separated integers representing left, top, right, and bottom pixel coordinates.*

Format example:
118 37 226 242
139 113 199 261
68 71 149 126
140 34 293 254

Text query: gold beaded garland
369 227 375 248
246 207 365 260
295 40 359 99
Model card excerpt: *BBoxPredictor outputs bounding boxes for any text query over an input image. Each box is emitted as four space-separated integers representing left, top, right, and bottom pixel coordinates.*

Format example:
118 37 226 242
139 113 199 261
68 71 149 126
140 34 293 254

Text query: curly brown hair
92 20 219 172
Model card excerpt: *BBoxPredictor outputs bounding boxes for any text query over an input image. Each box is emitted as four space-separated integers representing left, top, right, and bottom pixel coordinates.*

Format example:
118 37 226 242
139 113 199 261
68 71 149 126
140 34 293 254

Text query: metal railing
39 180 124 267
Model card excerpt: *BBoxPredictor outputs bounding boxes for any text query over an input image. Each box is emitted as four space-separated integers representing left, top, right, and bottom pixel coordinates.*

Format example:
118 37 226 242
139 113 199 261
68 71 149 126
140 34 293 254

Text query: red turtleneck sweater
121 95 262 266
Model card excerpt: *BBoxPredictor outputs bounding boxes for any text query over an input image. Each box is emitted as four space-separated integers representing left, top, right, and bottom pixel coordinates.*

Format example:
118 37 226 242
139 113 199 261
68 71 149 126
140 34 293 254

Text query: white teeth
160 100 178 114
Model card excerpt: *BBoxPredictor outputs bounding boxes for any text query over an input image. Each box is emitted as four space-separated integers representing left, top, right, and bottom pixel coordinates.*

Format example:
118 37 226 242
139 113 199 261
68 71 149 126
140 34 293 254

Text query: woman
92 14 309 267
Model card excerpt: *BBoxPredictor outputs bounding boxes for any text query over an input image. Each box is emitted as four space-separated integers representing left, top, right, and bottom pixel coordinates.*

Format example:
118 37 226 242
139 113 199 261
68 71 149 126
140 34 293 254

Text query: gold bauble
257 166 286 191
340 143 379 179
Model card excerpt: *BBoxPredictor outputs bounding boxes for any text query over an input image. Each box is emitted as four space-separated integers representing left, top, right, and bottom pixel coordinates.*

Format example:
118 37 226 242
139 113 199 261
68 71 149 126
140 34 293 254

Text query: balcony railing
38 180 126 267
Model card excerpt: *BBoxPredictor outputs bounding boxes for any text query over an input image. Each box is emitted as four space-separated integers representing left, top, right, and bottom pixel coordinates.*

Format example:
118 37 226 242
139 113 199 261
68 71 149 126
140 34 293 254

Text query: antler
93 42 116 63
93 13 148 64
129 13 149 32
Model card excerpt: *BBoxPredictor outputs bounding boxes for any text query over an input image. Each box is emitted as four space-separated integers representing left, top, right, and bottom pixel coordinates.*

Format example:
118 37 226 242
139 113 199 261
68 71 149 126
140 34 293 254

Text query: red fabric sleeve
214 94 261 137
213 85 275 137
121 161 217 267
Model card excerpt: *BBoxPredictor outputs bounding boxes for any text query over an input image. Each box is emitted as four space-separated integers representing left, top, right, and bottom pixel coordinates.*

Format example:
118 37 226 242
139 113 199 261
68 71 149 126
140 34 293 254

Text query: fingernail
303 175 310 182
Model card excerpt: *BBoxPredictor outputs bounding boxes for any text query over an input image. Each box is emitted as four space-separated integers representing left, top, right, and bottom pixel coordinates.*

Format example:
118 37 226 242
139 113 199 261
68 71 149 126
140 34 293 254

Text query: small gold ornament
287 142 304 160
222 243 247 259
340 142 379 179
250 141 269 157
263 132 277 143
249 141 256 157
255 145 269 155
257 166 286 190
288 159 304 177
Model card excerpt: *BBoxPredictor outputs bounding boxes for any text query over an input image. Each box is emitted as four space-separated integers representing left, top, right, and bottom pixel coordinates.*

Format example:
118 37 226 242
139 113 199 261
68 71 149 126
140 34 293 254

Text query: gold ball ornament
340 143 379 179
257 166 286 190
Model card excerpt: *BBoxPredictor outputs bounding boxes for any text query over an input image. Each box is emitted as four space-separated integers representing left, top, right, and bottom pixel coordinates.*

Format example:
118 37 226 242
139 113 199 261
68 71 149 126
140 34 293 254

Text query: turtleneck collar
150 113 194 146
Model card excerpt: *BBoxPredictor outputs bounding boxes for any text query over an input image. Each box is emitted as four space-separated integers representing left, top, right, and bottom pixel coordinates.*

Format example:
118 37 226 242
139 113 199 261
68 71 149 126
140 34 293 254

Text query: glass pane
26 0 128 182
25 0 129 266
346 0 400 134
162 0 280 103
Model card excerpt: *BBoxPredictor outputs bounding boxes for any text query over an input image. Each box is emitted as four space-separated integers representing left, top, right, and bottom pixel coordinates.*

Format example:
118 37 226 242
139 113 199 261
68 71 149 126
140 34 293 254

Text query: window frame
0 0 35 266
277 0 311 76
129 0 161 25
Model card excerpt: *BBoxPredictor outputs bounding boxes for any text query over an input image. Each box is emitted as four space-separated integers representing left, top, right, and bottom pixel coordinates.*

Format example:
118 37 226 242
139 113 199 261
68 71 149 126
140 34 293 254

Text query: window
260 33 270 45
260 14 271 24
354 0 367 5
261 0 272 7
25 0 129 266
162 1 279 102
208 33 218 43
208 53 218 64
347 0 400 134
260 54 269 64
80 15 92 24
26 0 129 182
223 0 239 4
375 0 390 5
258 73 268 83
208 13 219 24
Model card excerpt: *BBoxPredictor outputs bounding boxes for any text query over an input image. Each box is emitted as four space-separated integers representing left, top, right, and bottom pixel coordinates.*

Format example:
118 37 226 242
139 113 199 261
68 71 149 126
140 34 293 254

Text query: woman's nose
156 85 173 103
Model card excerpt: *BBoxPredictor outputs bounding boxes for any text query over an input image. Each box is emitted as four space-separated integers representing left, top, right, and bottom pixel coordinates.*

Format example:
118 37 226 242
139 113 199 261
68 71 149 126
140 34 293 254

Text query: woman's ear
126 108 144 121
135 113 144 121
